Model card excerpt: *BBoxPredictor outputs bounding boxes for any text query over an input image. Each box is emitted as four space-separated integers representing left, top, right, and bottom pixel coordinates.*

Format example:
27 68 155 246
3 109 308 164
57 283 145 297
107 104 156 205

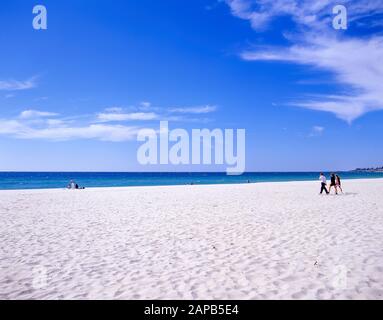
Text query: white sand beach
1 179 383 300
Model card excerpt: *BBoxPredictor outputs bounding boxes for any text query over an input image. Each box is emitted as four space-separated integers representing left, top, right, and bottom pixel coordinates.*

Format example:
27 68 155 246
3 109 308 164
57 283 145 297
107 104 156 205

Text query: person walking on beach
319 173 329 195
336 174 343 193
329 173 338 195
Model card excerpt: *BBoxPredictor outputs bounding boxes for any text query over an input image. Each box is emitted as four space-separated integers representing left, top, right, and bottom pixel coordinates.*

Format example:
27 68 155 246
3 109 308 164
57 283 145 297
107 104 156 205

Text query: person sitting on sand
67 180 85 190
329 173 338 195
67 180 76 189
336 174 343 193
319 173 329 195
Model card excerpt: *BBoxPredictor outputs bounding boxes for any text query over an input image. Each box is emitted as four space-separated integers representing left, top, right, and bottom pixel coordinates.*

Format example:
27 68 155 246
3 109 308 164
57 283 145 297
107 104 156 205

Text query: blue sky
0 0 383 172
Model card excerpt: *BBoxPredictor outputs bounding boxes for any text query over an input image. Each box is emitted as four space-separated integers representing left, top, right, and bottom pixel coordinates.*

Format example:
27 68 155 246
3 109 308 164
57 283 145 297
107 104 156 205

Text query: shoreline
1 176 383 192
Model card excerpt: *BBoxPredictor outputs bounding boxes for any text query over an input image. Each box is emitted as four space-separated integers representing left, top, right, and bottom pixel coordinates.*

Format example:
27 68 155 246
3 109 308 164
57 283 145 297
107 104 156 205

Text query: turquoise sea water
0 172 382 190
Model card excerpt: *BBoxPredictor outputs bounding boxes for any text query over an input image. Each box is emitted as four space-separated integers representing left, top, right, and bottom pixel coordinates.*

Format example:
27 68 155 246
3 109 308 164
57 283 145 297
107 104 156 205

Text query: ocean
0 171 382 190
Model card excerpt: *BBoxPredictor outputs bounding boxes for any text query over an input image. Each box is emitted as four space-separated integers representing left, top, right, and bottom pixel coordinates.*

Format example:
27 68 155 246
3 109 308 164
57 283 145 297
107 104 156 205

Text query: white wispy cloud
97 112 158 122
169 105 217 114
0 113 140 142
224 0 383 122
2 122 139 142
242 36 383 122
19 110 59 119
0 120 25 135
139 101 152 109
225 0 332 31
22 124 140 142
104 107 123 113
34 96 49 101
225 0 383 30
0 77 38 91
309 125 325 137
0 101 218 142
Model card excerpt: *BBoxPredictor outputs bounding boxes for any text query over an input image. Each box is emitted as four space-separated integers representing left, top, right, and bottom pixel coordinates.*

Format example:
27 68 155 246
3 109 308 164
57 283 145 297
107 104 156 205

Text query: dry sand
1 179 383 300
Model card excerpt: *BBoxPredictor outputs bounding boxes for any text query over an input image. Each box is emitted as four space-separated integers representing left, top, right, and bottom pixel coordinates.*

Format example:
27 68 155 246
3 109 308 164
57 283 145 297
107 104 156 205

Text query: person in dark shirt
329 173 338 195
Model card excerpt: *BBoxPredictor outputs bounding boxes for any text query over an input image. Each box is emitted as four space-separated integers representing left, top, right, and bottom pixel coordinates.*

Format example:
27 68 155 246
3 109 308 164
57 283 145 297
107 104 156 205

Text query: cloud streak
0 77 38 91
0 102 218 142
225 0 383 122
0 120 140 142
97 112 158 122
0 110 141 142
19 110 59 119
169 105 217 114
241 36 383 122
309 125 325 137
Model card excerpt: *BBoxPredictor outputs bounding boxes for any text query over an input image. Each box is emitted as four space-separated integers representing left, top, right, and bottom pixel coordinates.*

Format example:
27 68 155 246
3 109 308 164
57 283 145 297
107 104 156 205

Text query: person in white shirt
67 180 77 189
319 173 329 195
